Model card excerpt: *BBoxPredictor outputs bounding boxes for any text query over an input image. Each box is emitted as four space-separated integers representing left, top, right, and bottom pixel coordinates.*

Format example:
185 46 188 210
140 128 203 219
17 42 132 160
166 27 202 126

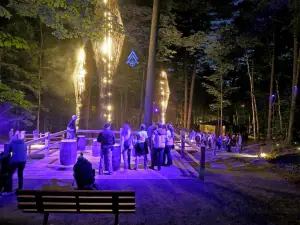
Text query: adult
67 115 77 139
163 124 174 166
237 133 243 153
150 123 166 171
97 123 116 175
147 122 157 153
73 153 98 190
1 132 27 195
134 124 148 170
120 123 133 170
8 128 14 143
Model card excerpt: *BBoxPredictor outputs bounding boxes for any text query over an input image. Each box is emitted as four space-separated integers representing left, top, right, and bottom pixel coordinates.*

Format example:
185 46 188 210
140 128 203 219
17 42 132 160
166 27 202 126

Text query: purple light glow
155 108 158 112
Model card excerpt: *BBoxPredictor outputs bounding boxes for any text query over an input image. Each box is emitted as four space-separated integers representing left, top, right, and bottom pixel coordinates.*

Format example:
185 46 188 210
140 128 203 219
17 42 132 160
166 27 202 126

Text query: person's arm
97 132 102 143
120 135 124 151
112 133 116 145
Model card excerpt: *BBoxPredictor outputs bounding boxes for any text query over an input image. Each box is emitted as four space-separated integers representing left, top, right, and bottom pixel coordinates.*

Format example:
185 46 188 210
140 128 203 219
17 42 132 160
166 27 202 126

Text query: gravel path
1 167 300 225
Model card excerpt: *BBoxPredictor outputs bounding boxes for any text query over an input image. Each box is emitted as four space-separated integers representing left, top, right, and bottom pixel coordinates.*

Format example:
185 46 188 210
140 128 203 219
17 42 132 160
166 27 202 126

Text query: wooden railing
25 130 66 157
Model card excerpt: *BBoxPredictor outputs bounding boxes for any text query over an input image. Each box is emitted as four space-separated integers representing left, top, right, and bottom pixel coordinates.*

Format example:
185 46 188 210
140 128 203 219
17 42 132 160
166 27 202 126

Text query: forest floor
1 145 300 225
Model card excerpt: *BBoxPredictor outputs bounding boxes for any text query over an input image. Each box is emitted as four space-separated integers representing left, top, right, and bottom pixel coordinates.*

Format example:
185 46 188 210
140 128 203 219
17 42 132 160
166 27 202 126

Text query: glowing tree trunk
144 0 160 127
37 21 44 133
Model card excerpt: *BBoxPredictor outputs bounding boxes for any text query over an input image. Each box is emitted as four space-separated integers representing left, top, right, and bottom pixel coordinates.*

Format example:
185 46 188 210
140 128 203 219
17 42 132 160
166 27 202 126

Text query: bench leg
114 213 119 225
43 213 49 225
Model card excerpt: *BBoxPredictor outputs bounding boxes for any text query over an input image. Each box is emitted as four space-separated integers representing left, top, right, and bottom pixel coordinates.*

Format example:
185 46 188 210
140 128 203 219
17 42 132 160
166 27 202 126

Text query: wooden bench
16 190 136 225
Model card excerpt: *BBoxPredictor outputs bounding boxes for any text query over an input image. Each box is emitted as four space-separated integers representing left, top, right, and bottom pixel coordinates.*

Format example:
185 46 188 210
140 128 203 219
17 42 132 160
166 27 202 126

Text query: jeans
134 155 148 170
99 147 113 174
163 145 173 166
151 148 164 170
7 162 26 191
67 131 76 139
122 148 132 170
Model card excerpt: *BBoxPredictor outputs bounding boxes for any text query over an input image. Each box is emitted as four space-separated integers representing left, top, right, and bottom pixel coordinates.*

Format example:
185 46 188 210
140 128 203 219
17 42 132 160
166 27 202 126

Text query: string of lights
102 0 113 122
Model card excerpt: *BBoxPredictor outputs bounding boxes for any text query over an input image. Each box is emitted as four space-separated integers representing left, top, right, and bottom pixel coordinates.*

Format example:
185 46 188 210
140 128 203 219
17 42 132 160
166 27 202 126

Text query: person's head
10 128 13 131
104 122 111 129
157 122 163 129
13 131 23 140
72 115 77 120
122 123 131 136
140 124 146 131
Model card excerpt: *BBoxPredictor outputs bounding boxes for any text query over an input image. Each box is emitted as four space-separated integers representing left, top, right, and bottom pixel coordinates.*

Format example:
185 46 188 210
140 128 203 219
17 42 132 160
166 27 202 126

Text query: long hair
167 124 174 138
121 123 131 137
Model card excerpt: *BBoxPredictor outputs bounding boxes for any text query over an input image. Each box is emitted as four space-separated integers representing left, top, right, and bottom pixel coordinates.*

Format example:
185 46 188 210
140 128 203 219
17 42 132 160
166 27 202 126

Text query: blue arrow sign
126 50 139 67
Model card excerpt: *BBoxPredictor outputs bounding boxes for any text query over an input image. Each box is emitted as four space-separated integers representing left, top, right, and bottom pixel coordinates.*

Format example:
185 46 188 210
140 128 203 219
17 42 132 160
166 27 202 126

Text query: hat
104 122 111 129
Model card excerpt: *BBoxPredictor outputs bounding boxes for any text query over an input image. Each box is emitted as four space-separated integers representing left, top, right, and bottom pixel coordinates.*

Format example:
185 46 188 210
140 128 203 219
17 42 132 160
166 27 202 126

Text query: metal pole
199 145 206 181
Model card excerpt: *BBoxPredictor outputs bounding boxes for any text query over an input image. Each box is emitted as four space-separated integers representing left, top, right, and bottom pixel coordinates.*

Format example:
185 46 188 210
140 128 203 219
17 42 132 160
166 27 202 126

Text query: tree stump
60 139 77 166
92 139 101 157
77 135 86 151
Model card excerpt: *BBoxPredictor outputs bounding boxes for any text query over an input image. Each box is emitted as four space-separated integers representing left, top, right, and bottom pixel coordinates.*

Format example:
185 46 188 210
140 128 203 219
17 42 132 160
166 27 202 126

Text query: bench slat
17 190 135 197
18 197 135 204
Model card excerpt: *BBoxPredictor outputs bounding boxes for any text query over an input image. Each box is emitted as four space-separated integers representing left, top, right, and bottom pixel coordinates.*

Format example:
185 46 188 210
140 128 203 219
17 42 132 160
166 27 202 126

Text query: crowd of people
189 131 245 156
95 121 175 175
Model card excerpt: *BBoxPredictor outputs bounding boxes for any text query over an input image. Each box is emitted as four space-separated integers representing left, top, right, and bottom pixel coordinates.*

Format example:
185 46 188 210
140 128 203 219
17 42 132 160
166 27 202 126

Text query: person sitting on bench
73 153 99 190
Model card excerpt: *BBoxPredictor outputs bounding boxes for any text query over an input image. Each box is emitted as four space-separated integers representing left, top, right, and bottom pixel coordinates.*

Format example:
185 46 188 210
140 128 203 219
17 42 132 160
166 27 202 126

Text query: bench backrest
16 190 136 214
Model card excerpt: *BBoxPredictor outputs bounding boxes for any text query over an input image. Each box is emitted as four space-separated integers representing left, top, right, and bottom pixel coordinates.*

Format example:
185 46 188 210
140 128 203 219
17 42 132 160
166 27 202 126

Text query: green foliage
0 6 12 19
0 82 34 109
0 31 29 50
9 0 122 40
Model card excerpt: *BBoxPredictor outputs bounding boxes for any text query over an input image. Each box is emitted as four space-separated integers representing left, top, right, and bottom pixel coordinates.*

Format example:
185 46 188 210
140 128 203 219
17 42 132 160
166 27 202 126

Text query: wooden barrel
60 139 77 166
92 139 101 157
112 144 121 171
77 135 86 151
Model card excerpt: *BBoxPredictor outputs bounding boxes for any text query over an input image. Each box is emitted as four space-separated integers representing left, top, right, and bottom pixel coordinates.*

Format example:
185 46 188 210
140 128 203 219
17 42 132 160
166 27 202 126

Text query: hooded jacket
3 139 27 163
152 128 166 149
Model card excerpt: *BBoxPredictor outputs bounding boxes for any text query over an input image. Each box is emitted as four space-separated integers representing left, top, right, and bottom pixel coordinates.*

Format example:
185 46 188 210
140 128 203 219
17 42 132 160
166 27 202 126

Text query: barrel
60 139 77 166
92 139 101 157
77 135 86 151
112 144 121 171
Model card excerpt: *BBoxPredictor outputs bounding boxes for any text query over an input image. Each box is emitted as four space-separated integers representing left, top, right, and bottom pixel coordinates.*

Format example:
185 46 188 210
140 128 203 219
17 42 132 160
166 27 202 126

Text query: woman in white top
134 124 149 170
163 124 174 166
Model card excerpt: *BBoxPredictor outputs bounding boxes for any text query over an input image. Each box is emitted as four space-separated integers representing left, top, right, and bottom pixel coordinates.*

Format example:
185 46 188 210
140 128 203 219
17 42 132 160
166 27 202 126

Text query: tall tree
144 0 160 127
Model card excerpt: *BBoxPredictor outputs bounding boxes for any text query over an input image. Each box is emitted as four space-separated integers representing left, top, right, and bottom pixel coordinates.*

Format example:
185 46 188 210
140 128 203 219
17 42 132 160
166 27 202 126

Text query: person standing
8 128 14 143
120 123 133 170
226 134 232 152
134 124 148 170
97 123 115 175
147 122 156 153
67 115 77 139
163 124 174 166
237 133 243 153
1 132 27 195
150 123 166 171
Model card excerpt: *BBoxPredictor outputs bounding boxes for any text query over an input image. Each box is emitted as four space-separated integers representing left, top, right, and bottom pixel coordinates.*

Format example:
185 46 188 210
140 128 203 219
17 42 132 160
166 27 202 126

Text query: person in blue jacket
1 132 27 195
97 122 116 175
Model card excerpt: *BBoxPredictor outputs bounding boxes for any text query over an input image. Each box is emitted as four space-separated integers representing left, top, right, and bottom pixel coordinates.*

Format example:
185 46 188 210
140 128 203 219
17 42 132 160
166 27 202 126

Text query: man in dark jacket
1 132 27 195
73 153 98 190
97 123 116 175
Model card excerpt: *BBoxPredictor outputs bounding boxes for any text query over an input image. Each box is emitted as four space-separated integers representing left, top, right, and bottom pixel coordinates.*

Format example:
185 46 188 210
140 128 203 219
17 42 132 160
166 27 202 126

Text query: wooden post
180 130 185 158
199 145 206 181
45 132 50 157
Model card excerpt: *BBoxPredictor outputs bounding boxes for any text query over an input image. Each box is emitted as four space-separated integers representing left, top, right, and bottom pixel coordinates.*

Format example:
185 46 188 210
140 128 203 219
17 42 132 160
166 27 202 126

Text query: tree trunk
139 65 146 124
245 52 257 139
187 58 197 130
125 84 128 123
79 40 94 129
267 31 275 140
120 90 124 125
220 71 223 135
184 51 188 128
144 0 160 127
37 21 44 133
286 35 299 144
275 79 283 133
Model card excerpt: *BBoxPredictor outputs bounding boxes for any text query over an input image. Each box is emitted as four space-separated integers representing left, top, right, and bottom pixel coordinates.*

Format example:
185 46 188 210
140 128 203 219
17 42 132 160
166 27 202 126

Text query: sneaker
2 192 13 196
